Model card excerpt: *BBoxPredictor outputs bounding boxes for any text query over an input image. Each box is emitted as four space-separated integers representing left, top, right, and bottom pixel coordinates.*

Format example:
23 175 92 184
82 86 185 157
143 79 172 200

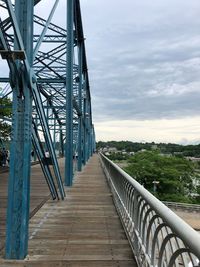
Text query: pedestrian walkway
0 154 137 266
0 161 52 253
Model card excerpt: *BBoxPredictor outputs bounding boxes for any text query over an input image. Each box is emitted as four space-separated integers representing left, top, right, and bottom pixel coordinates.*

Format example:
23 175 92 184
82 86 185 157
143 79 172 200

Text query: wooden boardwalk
0 155 137 266
0 161 52 253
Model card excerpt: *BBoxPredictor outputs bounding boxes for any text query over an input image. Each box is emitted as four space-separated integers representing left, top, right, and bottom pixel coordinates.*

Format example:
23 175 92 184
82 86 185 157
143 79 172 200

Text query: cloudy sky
78 0 200 144
2 0 200 144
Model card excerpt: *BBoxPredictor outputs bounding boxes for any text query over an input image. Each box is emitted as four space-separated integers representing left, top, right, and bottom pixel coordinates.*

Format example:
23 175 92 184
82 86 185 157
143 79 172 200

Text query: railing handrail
163 201 200 211
100 153 200 261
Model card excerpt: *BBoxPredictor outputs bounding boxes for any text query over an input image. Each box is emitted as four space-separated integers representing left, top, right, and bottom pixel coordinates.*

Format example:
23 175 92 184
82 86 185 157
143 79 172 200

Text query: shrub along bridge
0 0 199 266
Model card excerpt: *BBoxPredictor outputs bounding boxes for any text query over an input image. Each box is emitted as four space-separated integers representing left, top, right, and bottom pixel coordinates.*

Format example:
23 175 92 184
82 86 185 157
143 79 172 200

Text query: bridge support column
59 126 64 157
83 94 87 164
5 0 33 259
78 42 83 171
65 0 74 186
86 96 90 162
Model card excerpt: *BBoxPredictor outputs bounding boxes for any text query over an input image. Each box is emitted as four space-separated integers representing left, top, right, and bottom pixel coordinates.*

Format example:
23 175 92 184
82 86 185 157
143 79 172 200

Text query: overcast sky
3 0 200 144
77 0 200 144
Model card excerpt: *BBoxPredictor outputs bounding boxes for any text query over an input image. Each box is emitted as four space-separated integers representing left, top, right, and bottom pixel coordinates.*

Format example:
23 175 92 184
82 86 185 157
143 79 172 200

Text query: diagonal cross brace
4 0 65 199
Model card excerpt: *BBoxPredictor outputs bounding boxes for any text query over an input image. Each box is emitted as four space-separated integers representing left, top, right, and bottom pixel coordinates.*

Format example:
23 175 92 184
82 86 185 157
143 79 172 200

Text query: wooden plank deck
0 155 137 266
0 161 52 253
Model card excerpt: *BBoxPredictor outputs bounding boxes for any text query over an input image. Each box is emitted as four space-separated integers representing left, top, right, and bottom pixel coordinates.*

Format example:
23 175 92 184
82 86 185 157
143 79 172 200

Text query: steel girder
0 0 95 259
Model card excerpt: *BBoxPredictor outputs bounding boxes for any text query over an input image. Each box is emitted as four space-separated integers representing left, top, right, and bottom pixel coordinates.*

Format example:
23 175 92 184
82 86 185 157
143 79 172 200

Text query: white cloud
95 116 200 144
147 81 200 97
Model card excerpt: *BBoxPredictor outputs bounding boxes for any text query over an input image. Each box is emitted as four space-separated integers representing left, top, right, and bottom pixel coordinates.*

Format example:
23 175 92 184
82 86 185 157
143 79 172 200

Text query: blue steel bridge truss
0 0 95 259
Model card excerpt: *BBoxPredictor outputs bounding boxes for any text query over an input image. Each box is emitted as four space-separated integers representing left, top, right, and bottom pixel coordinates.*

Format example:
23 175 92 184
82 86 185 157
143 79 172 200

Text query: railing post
133 191 139 260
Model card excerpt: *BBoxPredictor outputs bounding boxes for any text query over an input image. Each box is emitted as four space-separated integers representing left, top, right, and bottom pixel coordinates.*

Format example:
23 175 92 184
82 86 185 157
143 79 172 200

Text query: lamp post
152 180 160 194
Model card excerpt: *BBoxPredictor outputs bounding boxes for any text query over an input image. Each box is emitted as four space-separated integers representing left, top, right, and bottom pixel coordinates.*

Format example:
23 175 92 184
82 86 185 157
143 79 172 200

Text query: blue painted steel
5 0 33 259
85 98 90 162
32 122 59 199
31 84 65 198
59 126 64 157
78 42 83 171
0 0 95 259
54 115 56 149
32 122 58 200
65 0 74 186
33 35 66 43
0 77 66 83
33 14 66 36
92 125 96 153
82 95 86 165
33 0 60 60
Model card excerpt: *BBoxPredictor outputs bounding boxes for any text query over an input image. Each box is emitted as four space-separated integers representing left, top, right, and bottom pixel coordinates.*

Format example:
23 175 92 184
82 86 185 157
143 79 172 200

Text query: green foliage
124 151 200 203
107 152 130 161
0 97 12 141
0 122 11 141
0 97 12 117
194 185 200 203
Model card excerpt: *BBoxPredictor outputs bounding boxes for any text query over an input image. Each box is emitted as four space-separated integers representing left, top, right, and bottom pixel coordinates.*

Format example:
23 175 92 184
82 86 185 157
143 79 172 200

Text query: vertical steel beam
34 114 38 161
82 91 86 165
77 42 83 171
65 0 74 186
54 116 56 149
5 0 33 259
86 116 90 161
88 109 92 158
92 125 96 153
85 96 90 162
87 115 90 161
59 126 64 157
45 100 49 151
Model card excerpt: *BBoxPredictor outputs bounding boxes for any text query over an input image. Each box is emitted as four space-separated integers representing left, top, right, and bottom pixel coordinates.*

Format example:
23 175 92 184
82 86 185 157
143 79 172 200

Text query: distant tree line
96 141 200 157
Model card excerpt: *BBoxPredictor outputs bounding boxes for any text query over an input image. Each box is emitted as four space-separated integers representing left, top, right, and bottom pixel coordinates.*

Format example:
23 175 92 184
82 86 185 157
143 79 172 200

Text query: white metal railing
100 153 200 267
163 202 200 212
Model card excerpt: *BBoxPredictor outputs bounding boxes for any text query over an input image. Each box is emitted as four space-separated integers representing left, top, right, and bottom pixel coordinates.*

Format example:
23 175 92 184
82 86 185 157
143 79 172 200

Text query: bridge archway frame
0 0 95 259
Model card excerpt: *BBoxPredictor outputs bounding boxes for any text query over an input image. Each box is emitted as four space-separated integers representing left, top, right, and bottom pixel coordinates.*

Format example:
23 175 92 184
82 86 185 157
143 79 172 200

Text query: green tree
107 152 130 161
0 97 12 141
194 185 200 203
124 151 199 203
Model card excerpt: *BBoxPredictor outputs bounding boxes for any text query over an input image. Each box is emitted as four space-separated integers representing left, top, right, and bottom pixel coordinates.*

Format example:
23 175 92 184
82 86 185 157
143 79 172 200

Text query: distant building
101 147 119 154
108 147 117 153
